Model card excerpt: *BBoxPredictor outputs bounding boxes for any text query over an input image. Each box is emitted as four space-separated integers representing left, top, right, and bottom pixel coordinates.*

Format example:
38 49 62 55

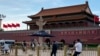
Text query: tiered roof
28 1 92 18
23 1 94 24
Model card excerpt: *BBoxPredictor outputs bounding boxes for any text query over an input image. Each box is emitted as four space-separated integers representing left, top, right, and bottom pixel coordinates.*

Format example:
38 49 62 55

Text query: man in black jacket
51 41 58 56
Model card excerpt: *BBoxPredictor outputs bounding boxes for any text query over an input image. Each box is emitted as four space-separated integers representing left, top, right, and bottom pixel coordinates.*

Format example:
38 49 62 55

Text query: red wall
0 29 100 44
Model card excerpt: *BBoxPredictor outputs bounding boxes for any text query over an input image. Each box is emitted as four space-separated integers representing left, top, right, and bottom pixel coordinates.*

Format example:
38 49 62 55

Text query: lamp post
36 16 47 46
0 14 6 30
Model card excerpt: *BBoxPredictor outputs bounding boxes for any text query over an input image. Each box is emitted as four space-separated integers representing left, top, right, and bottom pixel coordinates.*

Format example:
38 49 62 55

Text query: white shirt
74 42 82 52
3 43 10 50
32 43 35 47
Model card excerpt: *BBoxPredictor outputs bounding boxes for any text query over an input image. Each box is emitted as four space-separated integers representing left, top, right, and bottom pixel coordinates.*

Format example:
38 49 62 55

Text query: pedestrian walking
51 41 58 56
73 39 82 56
30 40 35 51
3 42 10 54
22 40 27 52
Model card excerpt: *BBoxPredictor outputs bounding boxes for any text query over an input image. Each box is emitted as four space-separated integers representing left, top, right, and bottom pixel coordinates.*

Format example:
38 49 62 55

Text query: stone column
64 45 67 56
36 16 46 46
97 45 100 56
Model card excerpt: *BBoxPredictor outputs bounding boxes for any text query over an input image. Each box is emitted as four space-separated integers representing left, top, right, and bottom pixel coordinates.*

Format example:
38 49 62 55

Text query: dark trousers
22 46 26 52
31 47 35 51
5 50 8 54
73 51 81 56
51 51 57 56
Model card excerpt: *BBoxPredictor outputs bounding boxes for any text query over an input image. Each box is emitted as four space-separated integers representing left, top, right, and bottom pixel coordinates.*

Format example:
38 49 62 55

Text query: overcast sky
0 0 100 31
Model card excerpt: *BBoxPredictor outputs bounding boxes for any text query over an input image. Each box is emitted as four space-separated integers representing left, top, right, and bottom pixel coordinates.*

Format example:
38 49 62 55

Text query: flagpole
93 15 99 26
94 16 95 26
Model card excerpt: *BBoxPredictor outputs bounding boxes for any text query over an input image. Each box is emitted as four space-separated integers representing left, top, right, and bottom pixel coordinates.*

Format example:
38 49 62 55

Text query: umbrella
30 30 54 37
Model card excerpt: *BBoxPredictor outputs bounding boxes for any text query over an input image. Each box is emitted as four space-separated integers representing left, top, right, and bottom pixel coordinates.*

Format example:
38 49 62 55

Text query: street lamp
36 16 47 46
0 14 6 30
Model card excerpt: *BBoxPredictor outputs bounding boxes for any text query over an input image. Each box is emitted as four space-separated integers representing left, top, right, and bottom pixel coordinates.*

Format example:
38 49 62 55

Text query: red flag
16 23 20 27
3 24 8 28
94 15 99 22
12 23 16 27
7 24 12 28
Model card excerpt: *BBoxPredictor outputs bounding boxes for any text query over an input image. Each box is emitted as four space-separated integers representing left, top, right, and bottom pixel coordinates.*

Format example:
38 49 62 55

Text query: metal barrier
0 44 99 56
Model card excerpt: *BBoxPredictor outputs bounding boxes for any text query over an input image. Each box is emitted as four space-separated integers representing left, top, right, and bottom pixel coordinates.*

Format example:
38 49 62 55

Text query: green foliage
88 44 98 48
0 28 4 31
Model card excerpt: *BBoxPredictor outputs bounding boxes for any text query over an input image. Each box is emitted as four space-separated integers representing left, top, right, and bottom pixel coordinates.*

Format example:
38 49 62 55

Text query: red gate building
0 1 100 44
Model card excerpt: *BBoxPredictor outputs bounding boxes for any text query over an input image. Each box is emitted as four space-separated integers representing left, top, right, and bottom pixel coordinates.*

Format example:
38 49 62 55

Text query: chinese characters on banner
60 30 97 35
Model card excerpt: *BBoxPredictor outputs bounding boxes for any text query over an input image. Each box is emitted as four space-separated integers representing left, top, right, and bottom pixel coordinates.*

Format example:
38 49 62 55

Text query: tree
0 28 4 31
